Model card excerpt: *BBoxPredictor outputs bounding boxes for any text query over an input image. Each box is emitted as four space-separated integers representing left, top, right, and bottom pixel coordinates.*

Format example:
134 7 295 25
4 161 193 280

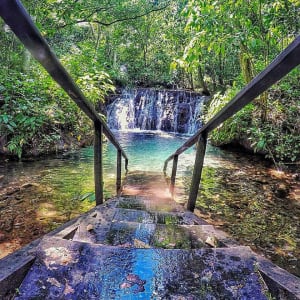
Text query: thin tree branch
57 3 170 29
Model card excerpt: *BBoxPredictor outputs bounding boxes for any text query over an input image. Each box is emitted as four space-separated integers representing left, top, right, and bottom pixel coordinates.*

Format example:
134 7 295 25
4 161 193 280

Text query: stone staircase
2 172 300 299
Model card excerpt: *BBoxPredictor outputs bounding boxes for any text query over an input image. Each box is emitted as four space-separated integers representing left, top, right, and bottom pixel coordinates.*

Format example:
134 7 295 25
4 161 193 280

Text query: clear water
108 130 194 173
0 131 195 198
1 131 299 277
0 130 230 200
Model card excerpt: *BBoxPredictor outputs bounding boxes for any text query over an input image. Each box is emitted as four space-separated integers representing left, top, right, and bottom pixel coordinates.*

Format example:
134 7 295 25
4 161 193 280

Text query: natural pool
0 130 299 277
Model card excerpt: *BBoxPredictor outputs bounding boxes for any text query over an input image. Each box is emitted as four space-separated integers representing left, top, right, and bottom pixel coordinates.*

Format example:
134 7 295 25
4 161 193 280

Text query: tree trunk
239 52 253 84
190 72 194 90
239 43 267 122
197 58 210 95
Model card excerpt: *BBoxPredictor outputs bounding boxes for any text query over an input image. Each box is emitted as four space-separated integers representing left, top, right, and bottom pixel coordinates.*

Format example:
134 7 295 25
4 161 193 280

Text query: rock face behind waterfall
107 89 208 134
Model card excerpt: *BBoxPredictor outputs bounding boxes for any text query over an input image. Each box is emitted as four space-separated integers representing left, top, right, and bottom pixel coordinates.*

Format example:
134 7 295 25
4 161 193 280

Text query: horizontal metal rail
0 0 128 167
164 35 300 171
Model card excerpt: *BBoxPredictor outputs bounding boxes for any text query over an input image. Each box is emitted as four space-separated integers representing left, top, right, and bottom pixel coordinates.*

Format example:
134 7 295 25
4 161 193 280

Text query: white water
107 89 208 134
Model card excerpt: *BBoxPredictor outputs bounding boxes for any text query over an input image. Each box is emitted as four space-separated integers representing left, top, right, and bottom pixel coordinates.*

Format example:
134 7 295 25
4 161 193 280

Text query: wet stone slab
92 222 215 249
104 222 155 247
152 224 207 249
113 208 207 225
15 237 269 299
117 197 147 211
113 208 155 224
116 196 186 213
102 223 211 249
71 208 117 243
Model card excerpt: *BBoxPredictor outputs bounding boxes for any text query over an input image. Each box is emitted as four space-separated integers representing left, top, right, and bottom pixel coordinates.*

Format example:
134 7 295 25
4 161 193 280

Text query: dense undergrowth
0 67 91 158
205 69 300 165
0 62 114 158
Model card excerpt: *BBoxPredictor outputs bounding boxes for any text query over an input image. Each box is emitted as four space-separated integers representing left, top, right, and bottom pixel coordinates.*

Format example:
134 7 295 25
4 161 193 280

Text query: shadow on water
0 131 299 279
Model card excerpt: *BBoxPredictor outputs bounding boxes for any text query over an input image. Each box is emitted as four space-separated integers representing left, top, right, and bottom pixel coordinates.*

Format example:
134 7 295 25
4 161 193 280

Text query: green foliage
77 71 115 105
0 0 299 163
182 0 299 80
0 63 94 158
0 4 118 158
181 0 300 163
206 70 300 163
0 70 52 157
206 87 254 145
249 72 300 162
26 0 179 88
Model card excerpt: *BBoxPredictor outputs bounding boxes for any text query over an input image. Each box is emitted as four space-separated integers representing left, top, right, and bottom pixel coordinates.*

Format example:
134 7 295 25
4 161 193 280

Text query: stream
0 130 299 277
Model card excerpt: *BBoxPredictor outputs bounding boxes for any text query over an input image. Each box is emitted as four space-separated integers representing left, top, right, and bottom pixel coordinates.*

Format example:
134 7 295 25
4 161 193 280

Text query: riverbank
0 174 96 258
181 149 300 277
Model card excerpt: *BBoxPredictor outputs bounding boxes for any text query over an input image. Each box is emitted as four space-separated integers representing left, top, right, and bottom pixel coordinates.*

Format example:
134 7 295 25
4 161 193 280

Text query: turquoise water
106 130 194 173
0 130 227 200
102 130 226 174
0 131 199 200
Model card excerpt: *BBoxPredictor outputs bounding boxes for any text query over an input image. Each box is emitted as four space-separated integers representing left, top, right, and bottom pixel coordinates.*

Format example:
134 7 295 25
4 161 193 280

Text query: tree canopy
0 0 299 163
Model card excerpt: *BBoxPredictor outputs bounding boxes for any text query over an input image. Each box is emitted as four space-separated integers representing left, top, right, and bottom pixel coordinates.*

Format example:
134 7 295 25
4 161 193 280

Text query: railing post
170 154 179 196
116 149 122 195
94 122 103 205
187 132 207 212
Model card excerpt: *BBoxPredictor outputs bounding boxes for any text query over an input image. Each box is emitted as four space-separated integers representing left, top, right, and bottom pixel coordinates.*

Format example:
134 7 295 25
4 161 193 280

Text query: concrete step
71 207 209 246
69 195 239 249
72 218 237 250
15 237 270 300
71 195 209 245
112 208 208 225
2 172 300 299
117 195 185 213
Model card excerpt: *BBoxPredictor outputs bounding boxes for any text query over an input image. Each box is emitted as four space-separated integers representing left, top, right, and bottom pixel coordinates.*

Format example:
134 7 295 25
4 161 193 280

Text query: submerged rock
0 232 5 241
274 183 289 198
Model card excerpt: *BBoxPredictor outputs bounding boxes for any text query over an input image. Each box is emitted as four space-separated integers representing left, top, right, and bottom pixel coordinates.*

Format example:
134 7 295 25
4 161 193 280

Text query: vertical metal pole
94 122 103 205
116 149 122 195
187 132 207 212
170 154 179 196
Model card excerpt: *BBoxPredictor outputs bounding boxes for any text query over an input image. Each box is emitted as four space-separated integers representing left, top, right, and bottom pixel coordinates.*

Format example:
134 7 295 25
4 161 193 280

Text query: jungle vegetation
0 0 299 164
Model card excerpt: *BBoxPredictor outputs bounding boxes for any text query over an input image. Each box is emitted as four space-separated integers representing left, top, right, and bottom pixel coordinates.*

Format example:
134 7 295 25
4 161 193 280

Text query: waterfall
107 89 208 134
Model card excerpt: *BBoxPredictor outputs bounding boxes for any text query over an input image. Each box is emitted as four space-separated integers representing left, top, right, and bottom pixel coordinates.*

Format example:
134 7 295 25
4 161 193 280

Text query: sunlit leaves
182 0 299 85
77 71 115 104
39 0 171 29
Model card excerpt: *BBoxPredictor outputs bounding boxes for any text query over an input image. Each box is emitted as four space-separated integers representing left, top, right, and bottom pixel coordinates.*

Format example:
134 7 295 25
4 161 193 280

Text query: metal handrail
0 0 128 204
164 35 300 211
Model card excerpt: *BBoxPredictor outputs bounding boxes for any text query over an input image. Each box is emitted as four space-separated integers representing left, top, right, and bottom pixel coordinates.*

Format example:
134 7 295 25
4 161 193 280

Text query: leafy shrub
205 70 300 163
0 66 94 158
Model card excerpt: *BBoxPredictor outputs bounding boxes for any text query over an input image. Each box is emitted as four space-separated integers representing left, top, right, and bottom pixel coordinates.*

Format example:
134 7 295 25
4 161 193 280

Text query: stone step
117 195 185 213
113 208 208 225
71 207 209 245
15 237 270 300
72 219 237 250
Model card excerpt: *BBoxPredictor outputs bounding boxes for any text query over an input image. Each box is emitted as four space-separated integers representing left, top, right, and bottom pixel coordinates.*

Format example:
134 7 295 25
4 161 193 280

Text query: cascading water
107 89 208 134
